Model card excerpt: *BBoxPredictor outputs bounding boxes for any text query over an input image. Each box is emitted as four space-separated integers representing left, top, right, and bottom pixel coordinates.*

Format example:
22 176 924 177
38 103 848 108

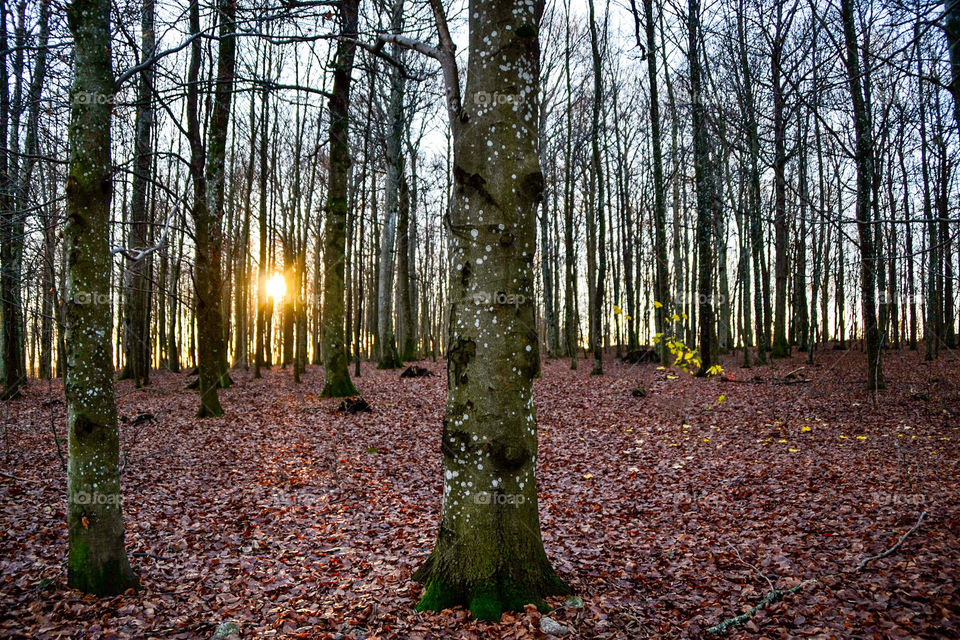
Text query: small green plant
653 302 723 378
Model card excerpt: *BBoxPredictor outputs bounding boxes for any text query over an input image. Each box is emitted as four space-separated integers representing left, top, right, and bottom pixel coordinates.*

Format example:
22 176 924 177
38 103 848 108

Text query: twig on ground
131 551 171 561
851 511 927 574
707 579 818 636
0 471 44 484
708 511 927 635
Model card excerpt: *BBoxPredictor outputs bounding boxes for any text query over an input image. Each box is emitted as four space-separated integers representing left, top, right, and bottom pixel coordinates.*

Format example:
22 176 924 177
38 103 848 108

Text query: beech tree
384 0 568 619
320 0 360 397
64 0 138 595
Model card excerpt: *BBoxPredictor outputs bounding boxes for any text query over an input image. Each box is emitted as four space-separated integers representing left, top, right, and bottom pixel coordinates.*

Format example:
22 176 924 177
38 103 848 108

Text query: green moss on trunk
413 0 567 623
64 0 138 596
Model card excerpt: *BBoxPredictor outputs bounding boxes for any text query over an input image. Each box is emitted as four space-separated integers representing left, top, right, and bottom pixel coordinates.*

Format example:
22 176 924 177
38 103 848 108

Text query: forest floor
1 345 958 639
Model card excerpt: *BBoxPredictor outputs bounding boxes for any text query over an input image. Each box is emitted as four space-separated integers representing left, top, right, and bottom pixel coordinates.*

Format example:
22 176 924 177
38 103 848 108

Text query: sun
266 272 286 300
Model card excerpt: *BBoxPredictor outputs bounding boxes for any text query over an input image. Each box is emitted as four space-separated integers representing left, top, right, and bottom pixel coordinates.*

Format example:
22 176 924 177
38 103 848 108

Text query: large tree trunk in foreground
65 0 138 595
840 0 884 390
320 0 359 397
413 0 568 621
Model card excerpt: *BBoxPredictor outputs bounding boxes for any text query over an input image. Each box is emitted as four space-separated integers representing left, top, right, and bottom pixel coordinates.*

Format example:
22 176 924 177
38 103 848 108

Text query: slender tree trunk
643 0 669 363
944 0 960 136
187 0 236 416
688 0 716 375
320 0 360 396
588 0 606 376
0 0 25 400
770 7 790 358
121 0 155 387
397 173 416 362
65 0 138 594
840 0 884 390
254 83 269 378
562 0 577 367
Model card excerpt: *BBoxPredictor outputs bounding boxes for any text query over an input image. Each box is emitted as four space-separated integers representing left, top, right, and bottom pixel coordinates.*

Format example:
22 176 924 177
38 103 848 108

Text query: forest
0 0 958 636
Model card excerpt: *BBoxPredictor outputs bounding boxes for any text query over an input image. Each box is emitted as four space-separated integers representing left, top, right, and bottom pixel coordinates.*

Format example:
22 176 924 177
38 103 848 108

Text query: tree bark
121 0 155 387
320 0 360 397
64 0 138 594
840 0 884 390
412 0 568 619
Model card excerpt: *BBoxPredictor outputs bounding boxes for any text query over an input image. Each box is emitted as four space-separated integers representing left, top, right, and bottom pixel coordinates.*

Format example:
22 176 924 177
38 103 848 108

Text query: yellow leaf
801 426 811 432
582 472 594 480
856 436 867 440
788 448 800 453
613 305 622 315
654 300 663 308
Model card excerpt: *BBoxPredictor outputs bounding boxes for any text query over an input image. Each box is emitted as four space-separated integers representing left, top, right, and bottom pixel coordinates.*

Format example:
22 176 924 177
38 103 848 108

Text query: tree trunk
64 0 138 594
413 0 568 619
840 0 884 390
588 0 606 376
121 0 154 387
320 0 360 397
770 5 790 358
0 0 25 400
397 173 416 362
187 0 235 416
688 0 716 375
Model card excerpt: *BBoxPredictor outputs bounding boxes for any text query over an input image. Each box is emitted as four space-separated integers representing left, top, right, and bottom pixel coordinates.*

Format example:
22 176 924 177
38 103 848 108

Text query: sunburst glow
266 272 286 300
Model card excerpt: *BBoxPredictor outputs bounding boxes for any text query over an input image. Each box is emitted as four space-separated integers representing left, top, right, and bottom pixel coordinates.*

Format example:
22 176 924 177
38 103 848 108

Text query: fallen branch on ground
852 511 927 574
707 579 818 636
707 511 927 635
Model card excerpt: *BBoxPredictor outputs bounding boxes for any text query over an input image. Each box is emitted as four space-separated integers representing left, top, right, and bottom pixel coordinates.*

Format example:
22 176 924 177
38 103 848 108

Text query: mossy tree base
414 562 568 622
68 555 139 597
321 376 358 398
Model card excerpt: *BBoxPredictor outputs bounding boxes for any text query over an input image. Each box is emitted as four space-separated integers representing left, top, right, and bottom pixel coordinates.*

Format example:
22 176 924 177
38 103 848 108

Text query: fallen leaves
0 348 957 639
